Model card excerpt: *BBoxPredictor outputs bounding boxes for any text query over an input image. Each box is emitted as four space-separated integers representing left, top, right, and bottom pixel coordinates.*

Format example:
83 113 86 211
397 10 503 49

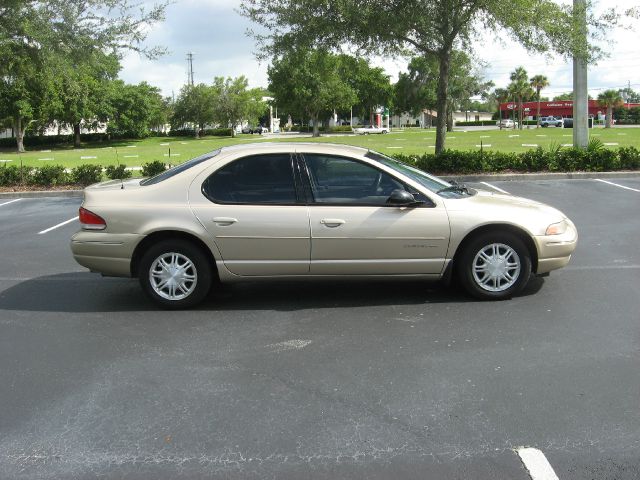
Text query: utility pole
186 52 195 87
573 0 589 149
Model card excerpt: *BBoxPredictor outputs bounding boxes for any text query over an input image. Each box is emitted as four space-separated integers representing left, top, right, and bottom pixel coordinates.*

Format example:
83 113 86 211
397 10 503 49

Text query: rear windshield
140 149 221 186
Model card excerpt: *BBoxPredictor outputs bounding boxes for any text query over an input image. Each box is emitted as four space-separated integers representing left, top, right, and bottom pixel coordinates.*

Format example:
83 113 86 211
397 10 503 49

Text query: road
0 177 639 479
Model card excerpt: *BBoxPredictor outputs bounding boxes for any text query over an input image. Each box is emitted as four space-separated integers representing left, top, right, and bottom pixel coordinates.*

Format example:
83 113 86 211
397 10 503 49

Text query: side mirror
387 189 417 206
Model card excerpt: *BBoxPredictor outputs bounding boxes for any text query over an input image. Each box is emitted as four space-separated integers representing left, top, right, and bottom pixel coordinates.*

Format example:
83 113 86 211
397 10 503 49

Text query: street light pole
573 0 589 149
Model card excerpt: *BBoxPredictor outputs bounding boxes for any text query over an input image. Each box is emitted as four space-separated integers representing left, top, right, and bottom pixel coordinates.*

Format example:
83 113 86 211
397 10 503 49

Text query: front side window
302 154 408 206
202 154 297 204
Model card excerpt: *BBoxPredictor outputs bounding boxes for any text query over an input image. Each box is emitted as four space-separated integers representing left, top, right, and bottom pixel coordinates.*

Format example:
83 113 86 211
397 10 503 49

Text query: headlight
545 220 568 236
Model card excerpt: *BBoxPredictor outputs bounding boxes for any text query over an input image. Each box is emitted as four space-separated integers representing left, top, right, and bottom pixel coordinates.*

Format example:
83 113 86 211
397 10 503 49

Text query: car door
189 152 311 276
298 153 450 275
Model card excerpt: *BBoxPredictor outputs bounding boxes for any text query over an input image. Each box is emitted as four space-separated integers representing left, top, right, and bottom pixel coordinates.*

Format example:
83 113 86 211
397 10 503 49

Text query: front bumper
70 231 144 277
533 221 579 274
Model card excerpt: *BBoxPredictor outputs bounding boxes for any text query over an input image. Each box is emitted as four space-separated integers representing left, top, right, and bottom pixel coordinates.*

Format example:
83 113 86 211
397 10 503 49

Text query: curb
1 171 639 199
0 190 83 199
441 171 640 182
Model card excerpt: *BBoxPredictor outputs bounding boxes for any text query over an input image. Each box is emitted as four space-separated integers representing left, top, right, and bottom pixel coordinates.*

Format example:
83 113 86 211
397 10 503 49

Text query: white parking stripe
38 216 78 235
595 179 640 193
0 198 22 207
517 448 559 480
480 182 510 194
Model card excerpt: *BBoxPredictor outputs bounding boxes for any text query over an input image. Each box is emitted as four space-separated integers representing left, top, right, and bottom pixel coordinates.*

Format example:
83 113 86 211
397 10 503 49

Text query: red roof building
499 100 640 119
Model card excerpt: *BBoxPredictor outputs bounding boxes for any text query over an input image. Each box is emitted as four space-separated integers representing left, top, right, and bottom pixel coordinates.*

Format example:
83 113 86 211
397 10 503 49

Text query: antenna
186 52 195 86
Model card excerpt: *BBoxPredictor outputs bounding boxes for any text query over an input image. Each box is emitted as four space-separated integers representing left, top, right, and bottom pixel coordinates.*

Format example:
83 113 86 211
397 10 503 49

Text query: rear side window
140 149 220 186
202 154 297 204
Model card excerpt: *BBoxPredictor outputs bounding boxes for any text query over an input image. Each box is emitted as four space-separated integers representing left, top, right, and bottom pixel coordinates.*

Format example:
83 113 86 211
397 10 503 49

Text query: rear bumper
533 221 578 274
70 231 143 277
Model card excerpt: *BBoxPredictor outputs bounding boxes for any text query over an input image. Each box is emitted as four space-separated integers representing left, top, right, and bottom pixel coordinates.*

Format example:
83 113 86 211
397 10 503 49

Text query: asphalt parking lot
1 177 639 480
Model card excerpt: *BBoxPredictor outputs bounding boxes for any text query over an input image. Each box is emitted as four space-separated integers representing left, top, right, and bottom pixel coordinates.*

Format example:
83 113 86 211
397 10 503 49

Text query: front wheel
139 239 213 309
456 232 532 300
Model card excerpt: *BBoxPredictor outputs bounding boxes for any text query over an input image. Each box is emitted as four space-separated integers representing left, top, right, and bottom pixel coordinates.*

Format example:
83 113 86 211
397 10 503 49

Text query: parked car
241 125 267 134
540 116 563 128
71 143 578 308
353 125 390 134
496 119 518 129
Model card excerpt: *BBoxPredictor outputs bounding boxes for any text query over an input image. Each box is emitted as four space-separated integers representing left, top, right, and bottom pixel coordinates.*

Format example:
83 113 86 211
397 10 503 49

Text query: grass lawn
0 127 638 173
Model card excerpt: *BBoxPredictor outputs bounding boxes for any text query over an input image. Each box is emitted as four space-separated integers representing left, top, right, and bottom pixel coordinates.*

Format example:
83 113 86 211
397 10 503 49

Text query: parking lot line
595 179 640 193
480 182 510 194
38 216 78 235
0 198 22 207
516 448 559 480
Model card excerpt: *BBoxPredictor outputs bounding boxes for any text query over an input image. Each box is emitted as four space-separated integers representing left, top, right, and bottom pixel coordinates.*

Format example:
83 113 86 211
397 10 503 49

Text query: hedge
169 128 233 137
392 146 640 175
289 125 357 133
1 147 638 188
0 133 109 149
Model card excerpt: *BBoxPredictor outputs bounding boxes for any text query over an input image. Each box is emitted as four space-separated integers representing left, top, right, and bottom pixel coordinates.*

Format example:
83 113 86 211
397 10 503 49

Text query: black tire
456 231 532 300
139 239 213 309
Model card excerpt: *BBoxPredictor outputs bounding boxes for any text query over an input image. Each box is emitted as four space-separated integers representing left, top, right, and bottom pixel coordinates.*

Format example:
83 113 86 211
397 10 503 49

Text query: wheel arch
451 224 539 274
130 230 218 279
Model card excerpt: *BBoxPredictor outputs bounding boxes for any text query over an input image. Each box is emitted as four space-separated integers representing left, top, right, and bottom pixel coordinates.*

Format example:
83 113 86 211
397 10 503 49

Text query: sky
119 0 640 102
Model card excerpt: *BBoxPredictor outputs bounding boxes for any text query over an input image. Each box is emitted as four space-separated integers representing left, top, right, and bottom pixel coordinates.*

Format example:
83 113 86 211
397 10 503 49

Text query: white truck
540 116 563 128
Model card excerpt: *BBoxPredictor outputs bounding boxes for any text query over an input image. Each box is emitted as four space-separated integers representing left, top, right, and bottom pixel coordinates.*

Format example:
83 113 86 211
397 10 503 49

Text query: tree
241 0 582 154
107 81 166 138
172 84 216 138
530 74 550 127
0 40 59 152
0 0 167 152
507 67 534 130
268 49 356 137
211 76 266 138
54 53 120 147
446 52 494 130
394 57 439 125
337 56 393 125
597 90 624 128
618 87 640 104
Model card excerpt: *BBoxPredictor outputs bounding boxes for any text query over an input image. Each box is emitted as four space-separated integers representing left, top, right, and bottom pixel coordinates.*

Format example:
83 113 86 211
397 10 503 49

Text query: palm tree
597 90 624 128
508 67 533 130
530 75 550 127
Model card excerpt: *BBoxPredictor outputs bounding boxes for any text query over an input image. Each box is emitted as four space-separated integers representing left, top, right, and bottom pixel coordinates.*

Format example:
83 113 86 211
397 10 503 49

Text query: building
499 100 640 120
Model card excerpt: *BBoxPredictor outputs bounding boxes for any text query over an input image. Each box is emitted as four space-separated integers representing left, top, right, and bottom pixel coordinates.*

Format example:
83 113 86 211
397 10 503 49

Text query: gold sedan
70 143 578 308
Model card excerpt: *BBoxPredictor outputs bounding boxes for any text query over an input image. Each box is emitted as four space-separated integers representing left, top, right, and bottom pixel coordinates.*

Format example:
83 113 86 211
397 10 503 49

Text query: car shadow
0 272 545 313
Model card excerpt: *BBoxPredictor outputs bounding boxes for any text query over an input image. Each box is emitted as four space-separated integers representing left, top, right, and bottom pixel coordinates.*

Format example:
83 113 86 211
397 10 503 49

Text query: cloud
118 0 640 99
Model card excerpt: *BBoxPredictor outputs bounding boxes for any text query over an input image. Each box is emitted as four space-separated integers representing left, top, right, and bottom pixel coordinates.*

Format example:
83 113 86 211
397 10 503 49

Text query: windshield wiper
437 181 470 194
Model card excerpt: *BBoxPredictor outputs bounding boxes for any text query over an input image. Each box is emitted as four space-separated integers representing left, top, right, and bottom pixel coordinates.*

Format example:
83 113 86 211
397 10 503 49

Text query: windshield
365 151 474 198
140 149 221 186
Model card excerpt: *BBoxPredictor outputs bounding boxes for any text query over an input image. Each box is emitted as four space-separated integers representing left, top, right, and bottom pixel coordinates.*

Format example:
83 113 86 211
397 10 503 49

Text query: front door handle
320 218 345 228
212 217 238 226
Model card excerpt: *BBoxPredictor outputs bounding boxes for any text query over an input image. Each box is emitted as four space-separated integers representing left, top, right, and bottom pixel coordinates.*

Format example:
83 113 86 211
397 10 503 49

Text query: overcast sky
119 0 640 101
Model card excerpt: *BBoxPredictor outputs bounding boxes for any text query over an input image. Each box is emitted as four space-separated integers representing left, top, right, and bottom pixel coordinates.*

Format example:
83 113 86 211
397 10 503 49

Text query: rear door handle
212 217 238 226
320 218 345 228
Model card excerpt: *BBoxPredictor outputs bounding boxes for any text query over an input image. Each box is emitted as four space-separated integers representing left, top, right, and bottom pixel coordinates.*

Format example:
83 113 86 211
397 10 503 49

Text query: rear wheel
139 239 212 309
457 232 531 300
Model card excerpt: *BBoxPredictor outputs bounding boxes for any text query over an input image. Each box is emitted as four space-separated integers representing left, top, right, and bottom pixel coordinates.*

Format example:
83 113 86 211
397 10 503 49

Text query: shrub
71 164 103 186
105 164 132 180
0 165 33 186
204 128 233 137
141 160 166 177
29 164 68 186
619 147 640 169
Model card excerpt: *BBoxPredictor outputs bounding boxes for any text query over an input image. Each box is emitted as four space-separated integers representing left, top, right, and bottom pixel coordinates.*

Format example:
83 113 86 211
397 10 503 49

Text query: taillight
79 207 106 230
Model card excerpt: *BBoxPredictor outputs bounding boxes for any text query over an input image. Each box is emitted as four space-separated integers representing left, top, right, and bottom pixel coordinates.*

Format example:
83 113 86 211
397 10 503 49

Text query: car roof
218 142 371 156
